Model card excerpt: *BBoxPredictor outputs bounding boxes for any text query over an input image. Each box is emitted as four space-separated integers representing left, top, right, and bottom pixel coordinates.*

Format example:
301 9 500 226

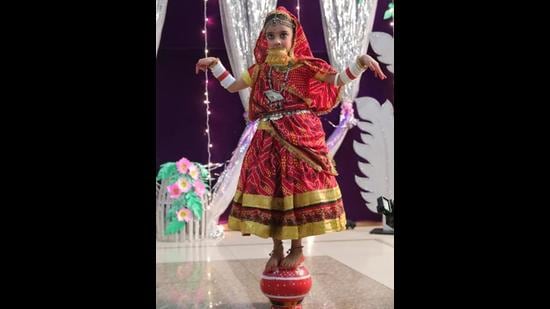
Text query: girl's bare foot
280 245 304 270
264 241 284 272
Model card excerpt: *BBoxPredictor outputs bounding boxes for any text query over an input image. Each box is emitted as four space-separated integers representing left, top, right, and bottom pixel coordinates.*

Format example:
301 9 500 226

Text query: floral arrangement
156 156 210 235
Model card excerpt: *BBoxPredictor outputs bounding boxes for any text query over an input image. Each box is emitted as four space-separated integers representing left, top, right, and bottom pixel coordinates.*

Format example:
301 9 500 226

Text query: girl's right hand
195 57 218 74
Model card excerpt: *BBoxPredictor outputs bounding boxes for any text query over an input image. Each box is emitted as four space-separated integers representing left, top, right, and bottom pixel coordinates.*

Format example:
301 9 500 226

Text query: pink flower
176 157 192 174
193 181 206 197
176 177 192 193
167 183 182 199
188 164 199 180
176 208 193 222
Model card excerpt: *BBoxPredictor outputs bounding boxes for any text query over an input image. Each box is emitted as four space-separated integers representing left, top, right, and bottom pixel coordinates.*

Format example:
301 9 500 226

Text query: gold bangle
208 58 220 69
356 56 368 70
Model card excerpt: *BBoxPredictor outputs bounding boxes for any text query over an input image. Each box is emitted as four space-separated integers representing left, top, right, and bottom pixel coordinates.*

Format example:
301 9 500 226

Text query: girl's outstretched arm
321 55 387 86
195 57 250 93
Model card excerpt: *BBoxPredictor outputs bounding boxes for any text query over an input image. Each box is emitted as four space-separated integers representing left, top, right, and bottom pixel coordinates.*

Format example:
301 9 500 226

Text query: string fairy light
296 0 301 22
203 0 213 196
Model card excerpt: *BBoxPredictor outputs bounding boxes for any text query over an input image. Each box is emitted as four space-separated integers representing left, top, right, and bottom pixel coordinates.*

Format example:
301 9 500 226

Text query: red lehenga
227 7 346 239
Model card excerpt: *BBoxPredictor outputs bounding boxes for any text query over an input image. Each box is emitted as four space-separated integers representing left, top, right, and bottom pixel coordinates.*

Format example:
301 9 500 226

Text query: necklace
264 64 291 110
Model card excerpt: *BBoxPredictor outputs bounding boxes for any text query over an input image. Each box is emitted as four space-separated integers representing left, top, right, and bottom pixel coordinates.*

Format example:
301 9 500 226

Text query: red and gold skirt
228 121 347 239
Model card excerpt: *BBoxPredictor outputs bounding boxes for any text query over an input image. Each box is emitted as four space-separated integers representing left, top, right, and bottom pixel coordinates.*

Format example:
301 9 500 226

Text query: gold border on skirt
228 213 347 240
233 186 342 211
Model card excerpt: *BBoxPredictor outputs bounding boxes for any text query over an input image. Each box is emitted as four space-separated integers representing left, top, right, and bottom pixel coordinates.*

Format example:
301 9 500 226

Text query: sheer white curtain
320 0 378 156
219 0 277 112
156 0 169 57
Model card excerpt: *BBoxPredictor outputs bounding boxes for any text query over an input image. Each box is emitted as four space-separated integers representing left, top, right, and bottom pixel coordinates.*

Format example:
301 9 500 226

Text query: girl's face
265 24 294 51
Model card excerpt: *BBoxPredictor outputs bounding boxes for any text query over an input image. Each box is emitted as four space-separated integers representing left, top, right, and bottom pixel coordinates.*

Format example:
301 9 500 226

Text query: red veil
249 6 342 121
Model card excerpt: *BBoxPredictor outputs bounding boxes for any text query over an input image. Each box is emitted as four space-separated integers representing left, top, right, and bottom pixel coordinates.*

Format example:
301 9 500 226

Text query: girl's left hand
360 55 387 80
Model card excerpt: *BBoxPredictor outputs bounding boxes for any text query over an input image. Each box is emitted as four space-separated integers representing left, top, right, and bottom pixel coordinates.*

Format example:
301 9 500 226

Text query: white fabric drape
320 0 378 156
219 0 277 112
156 0 169 57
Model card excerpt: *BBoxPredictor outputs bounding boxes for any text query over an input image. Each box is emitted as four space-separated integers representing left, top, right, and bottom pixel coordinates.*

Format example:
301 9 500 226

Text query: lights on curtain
296 0 301 22
203 0 213 193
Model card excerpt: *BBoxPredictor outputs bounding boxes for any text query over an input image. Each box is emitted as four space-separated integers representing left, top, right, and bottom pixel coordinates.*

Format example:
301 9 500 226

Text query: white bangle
349 58 366 76
338 58 367 85
220 75 236 88
210 61 226 78
209 61 236 89
339 69 353 84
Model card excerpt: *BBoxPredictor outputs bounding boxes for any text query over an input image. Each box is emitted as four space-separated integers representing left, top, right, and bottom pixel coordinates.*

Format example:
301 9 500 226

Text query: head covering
250 6 341 117
254 6 313 65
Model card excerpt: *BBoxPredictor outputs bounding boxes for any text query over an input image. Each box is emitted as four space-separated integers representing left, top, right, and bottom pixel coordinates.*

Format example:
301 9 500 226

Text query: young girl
195 6 386 272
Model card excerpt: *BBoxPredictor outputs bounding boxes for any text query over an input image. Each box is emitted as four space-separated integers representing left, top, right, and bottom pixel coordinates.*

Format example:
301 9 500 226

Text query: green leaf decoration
187 201 203 219
166 205 179 221
198 164 210 183
156 162 178 181
185 191 199 202
165 220 185 235
167 174 180 186
172 197 187 208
